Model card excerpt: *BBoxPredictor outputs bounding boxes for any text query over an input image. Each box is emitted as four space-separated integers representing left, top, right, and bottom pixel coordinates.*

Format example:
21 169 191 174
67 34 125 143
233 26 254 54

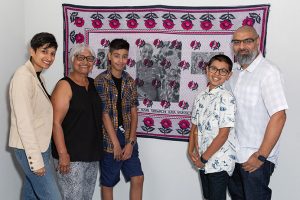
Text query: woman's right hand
34 167 46 176
58 153 70 174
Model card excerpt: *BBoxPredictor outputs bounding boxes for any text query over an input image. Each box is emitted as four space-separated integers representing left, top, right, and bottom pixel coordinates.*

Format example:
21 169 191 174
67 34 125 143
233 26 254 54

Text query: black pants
199 170 229 200
228 161 275 200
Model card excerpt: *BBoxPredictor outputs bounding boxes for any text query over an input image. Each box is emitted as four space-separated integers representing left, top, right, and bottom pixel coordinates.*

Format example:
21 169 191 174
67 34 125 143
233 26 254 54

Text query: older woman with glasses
51 44 103 199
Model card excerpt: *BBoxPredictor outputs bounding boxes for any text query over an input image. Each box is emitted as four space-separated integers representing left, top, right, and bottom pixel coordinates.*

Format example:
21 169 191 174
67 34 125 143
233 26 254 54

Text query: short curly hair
30 32 58 51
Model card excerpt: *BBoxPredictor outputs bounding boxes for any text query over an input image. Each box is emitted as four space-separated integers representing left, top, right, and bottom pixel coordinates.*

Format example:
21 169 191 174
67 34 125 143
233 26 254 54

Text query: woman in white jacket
9 32 61 199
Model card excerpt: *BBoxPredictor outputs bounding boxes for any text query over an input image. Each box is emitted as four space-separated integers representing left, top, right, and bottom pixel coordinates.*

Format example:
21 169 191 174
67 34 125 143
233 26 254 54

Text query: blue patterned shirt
191 85 236 175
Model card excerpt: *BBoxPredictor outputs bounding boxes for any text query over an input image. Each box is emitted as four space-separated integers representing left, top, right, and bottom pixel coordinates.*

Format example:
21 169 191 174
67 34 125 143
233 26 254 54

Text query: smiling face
206 60 232 90
30 44 56 72
72 48 95 75
232 26 260 68
108 49 128 77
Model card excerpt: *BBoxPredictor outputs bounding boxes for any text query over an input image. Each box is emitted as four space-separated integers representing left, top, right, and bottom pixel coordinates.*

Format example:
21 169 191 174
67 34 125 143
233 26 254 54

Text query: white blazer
9 60 53 171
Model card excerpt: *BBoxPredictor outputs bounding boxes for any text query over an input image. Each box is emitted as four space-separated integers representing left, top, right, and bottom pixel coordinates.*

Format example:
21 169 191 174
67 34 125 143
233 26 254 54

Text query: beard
235 49 258 66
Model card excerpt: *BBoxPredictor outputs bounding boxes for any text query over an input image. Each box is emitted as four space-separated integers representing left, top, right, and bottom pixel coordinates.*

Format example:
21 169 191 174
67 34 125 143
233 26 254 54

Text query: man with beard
227 26 288 200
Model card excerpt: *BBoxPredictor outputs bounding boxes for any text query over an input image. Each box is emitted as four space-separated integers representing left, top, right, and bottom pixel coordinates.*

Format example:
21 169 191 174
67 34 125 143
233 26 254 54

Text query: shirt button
31 167 34 170
30 162 33 164
28 156 32 159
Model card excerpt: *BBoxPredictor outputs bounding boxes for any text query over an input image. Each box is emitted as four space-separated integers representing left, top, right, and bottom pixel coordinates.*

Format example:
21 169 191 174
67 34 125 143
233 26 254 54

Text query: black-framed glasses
208 66 229 76
76 55 95 62
231 37 258 45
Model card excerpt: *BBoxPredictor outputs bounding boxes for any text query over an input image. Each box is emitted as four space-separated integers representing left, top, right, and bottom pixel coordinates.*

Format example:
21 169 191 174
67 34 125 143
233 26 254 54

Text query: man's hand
242 152 264 173
34 167 46 176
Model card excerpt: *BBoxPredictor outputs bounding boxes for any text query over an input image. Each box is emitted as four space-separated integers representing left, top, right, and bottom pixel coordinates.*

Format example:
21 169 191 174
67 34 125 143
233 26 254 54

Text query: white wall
1 0 300 199
0 1 25 199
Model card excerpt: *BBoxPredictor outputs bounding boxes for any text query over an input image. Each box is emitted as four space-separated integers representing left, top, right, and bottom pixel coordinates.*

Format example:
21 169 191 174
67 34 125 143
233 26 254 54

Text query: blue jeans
14 146 61 200
228 161 275 200
199 170 229 200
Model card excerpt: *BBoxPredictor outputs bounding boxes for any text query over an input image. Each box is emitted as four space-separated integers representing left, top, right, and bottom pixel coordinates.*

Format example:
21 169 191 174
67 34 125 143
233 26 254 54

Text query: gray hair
69 44 96 63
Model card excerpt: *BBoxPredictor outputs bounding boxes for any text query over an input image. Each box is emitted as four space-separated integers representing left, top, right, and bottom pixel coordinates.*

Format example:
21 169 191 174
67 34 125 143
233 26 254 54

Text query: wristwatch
257 155 267 163
200 155 208 164
128 139 135 146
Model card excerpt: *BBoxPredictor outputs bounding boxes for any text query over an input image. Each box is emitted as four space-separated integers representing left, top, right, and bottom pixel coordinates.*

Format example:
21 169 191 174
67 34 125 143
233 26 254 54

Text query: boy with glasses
188 54 236 200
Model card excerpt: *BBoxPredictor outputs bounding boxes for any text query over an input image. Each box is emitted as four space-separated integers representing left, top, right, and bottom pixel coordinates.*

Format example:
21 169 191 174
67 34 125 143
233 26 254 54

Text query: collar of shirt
204 84 225 96
103 69 131 94
104 69 130 81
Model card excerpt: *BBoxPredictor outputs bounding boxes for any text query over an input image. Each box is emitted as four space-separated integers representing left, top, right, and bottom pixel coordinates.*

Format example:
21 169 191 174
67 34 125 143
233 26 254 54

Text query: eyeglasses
208 66 229 76
76 55 95 62
231 37 258 46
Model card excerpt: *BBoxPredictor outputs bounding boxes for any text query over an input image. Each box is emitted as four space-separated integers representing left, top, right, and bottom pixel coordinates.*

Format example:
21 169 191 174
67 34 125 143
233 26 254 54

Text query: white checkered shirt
226 53 288 165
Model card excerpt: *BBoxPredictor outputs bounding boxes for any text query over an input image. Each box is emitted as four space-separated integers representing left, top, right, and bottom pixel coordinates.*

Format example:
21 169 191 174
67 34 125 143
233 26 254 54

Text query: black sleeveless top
52 77 103 161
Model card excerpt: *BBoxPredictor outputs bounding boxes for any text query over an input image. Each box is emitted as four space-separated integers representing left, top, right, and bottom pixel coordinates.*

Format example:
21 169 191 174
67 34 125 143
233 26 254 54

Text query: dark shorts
100 128 143 187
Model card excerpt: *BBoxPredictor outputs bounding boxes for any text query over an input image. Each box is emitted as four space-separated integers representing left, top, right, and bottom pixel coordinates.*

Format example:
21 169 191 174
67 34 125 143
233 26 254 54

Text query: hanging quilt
63 4 270 141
